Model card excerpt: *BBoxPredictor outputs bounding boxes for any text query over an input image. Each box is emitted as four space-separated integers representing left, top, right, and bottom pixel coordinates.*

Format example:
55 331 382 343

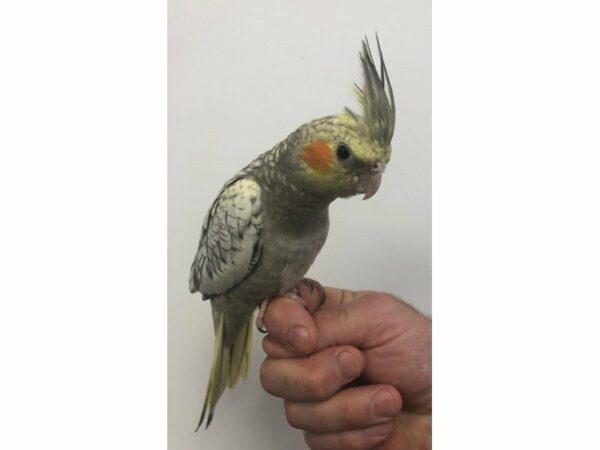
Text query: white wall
168 0 431 448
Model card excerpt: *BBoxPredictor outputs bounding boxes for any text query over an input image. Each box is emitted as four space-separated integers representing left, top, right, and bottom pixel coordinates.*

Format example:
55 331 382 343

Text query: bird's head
290 36 395 201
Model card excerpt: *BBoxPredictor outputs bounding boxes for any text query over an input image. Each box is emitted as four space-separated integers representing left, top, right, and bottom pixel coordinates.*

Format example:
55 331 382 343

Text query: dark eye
336 144 351 160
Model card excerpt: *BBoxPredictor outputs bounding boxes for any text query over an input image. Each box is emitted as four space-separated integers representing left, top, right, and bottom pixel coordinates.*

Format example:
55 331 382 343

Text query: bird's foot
255 289 306 333
255 278 326 333
295 277 327 308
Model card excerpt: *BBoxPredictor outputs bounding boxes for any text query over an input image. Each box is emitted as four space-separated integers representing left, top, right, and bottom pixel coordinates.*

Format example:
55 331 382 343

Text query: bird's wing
189 177 263 299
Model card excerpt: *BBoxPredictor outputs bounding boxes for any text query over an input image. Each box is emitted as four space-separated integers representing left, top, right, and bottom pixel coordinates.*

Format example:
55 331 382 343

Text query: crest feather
344 35 395 147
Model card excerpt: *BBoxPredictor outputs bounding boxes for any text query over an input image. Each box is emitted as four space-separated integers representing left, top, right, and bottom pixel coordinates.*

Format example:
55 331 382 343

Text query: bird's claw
255 298 270 333
281 290 308 309
254 278 326 333
296 277 327 307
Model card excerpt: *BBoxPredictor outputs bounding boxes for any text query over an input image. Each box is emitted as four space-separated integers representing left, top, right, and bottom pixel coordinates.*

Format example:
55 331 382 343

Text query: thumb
312 292 391 352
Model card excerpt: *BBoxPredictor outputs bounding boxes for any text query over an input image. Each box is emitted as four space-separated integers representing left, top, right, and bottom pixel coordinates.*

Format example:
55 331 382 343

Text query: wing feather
189 178 263 299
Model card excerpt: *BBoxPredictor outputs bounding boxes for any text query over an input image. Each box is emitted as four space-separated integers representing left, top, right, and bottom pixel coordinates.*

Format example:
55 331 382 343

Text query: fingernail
337 351 362 380
287 326 309 353
373 389 398 418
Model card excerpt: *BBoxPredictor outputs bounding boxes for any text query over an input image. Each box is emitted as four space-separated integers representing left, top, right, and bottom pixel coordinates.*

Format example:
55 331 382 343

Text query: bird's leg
255 278 326 333
255 298 271 333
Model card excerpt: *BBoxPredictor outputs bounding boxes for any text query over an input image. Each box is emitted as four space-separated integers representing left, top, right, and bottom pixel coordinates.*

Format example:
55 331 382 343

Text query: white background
2 1 600 450
168 1 431 448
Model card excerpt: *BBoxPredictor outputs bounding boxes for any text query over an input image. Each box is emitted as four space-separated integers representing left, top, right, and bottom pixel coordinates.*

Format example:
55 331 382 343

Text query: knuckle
261 336 273 355
262 335 285 357
283 401 302 429
336 433 364 450
335 399 354 426
363 292 399 317
304 369 328 400
303 432 320 450
258 358 273 392
304 433 343 450
366 292 394 308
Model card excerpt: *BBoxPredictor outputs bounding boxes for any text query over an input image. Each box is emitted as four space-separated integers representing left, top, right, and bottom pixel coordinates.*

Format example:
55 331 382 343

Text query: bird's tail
196 305 254 430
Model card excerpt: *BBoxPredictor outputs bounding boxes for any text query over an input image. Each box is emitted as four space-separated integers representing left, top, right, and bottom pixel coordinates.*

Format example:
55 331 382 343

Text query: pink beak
361 161 386 200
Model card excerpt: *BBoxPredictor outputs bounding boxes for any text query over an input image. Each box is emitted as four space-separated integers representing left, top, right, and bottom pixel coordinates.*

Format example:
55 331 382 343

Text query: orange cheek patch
301 141 333 173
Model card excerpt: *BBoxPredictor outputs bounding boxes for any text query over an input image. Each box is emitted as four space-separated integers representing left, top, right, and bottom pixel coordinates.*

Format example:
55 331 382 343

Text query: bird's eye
336 144 351 160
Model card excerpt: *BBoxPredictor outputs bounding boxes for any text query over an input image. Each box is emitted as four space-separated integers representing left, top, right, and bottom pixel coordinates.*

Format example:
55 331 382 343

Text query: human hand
259 285 432 450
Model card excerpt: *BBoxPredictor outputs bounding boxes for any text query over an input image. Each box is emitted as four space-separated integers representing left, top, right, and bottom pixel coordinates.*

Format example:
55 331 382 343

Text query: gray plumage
189 36 395 429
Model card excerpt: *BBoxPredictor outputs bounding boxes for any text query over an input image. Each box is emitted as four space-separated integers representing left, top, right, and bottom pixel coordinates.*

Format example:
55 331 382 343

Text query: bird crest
344 35 396 148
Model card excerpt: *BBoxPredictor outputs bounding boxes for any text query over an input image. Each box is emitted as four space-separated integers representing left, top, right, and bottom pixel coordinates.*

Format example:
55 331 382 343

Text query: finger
284 384 402 433
304 422 393 450
262 286 374 357
295 284 371 311
371 413 432 450
262 296 318 355
320 287 371 308
262 335 295 358
313 292 399 352
260 345 363 401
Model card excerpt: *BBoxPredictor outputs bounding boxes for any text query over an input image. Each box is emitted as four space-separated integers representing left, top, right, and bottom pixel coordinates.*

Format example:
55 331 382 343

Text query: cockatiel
189 36 395 429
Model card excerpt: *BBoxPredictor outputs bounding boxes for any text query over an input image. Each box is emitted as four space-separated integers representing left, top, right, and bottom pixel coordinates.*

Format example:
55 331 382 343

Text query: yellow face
297 119 391 199
293 36 394 200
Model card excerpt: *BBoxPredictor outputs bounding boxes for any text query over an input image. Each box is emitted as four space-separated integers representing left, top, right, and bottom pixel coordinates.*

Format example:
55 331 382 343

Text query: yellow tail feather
196 308 254 430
